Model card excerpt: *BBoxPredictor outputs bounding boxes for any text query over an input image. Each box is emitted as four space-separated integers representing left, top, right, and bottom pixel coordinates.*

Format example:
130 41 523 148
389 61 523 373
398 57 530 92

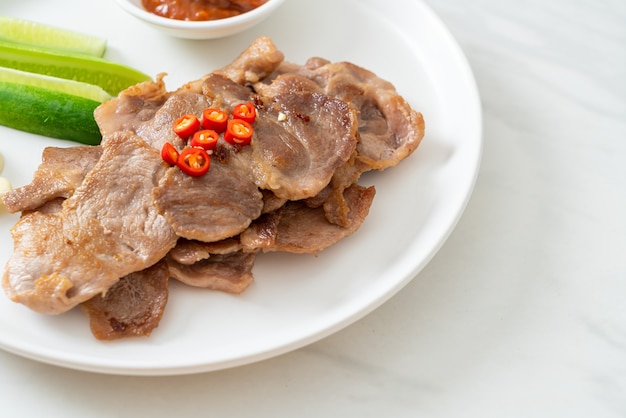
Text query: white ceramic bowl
115 0 285 40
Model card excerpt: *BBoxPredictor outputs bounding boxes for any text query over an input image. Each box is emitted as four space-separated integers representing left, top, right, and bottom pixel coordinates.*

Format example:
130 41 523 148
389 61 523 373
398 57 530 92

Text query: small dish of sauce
115 0 284 39
141 0 268 22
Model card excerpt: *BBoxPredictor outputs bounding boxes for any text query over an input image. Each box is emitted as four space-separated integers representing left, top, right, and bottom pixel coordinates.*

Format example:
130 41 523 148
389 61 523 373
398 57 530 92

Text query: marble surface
1 0 625 416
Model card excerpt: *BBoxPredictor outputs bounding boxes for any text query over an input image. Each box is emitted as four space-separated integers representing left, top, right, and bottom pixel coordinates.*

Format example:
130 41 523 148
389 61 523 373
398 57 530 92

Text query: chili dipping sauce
142 0 268 21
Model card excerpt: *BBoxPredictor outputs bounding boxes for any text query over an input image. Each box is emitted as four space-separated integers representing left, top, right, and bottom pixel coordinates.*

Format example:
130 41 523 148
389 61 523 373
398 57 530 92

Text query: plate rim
0 0 483 375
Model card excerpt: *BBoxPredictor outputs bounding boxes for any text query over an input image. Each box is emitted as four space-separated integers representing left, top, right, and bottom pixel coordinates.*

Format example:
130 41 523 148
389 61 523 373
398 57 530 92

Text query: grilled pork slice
170 184 374 295
2 146 102 213
201 73 360 201
94 74 170 138
242 184 376 254
253 55 424 226
298 60 424 171
246 90 358 200
81 260 169 340
260 57 425 172
239 210 282 253
154 147 264 243
135 90 211 151
2 132 178 314
167 251 255 294
168 238 243 265
215 35 285 85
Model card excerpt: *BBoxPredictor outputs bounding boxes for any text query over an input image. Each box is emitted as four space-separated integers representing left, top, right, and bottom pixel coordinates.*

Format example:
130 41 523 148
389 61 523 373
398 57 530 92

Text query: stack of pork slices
2 36 424 340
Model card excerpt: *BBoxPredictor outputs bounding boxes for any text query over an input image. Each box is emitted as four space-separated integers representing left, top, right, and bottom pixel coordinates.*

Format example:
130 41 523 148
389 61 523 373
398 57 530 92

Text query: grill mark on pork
2 132 178 314
80 260 169 340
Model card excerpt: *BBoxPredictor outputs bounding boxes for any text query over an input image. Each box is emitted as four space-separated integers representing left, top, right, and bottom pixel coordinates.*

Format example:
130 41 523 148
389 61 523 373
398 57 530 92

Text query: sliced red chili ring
161 142 179 166
232 102 257 124
173 114 200 139
202 108 228 133
190 129 219 151
224 119 254 146
177 147 211 177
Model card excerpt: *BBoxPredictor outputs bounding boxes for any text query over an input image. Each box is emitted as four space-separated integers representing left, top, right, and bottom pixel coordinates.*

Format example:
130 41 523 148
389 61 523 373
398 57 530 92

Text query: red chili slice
232 102 257 124
224 119 254 146
190 129 219 151
173 114 200 139
161 142 179 166
177 147 211 177
202 108 228 133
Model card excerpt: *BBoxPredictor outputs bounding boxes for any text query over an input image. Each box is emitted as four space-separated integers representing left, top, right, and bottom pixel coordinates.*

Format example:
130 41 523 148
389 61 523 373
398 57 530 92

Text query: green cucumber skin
0 82 102 145
0 41 150 96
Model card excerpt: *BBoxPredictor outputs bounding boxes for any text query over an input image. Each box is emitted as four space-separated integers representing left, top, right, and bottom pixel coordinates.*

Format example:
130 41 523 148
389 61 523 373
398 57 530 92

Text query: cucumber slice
0 82 102 145
0 16 107 57
0 68 106 145
0 41 151 96
0 66 111 102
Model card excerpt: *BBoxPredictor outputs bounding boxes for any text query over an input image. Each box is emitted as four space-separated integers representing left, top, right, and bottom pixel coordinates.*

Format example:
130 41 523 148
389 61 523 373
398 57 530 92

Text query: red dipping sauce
142 0 268 21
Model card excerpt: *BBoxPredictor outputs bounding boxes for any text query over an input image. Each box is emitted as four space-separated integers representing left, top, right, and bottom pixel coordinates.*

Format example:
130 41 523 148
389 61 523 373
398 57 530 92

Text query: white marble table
0 0 624 416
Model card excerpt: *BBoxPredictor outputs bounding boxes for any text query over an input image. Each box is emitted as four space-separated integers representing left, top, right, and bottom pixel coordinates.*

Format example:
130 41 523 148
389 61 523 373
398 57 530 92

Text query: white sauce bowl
115 0 285 39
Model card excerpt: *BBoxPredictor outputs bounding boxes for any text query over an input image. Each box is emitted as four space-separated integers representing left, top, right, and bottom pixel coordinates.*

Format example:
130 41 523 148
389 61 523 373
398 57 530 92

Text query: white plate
0 0 482 375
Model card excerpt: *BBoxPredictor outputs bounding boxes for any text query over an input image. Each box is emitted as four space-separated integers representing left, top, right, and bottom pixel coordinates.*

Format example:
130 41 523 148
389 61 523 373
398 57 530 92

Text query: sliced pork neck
257 57 425 172
167 251 255 294
2 36 424 339
94 75 171 138
3 132 178 314
81 260 170 340
241 184 376 255
201 72 359 201
215 35 285 85
154 147 264 242
2 146 102 213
